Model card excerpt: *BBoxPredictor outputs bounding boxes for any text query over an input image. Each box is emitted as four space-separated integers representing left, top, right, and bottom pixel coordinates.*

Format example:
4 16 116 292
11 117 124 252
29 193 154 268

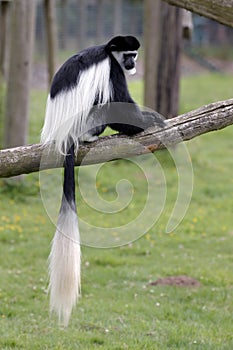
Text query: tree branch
162 0 233 28
0 98 233 178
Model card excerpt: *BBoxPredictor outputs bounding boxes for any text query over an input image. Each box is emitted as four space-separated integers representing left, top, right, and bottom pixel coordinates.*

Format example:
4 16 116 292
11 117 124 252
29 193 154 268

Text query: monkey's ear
109 44 117 51
106 43 118 54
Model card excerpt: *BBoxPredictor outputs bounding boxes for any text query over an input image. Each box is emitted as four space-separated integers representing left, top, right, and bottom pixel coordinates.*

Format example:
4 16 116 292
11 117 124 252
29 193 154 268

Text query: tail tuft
48 203 81 327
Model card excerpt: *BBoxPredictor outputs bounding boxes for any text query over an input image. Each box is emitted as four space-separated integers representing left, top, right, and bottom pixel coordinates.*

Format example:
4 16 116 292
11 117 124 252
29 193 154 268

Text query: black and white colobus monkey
41 35 162 326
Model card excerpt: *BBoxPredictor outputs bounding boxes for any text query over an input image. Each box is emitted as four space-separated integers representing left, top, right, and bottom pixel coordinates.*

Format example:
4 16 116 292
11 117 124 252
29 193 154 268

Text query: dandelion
145 233 151 241
14 215 21 223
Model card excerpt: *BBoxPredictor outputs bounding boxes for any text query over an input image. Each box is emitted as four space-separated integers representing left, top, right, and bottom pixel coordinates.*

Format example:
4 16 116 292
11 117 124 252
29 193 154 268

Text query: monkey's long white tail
48 203 81 327
48 144 81 327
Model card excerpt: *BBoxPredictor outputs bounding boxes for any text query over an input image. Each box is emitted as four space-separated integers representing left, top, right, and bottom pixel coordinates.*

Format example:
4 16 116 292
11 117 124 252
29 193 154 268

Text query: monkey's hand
141 110 165 129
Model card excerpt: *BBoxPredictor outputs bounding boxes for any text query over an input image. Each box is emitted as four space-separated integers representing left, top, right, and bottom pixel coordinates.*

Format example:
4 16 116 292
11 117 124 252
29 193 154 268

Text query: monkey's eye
123 53 137 60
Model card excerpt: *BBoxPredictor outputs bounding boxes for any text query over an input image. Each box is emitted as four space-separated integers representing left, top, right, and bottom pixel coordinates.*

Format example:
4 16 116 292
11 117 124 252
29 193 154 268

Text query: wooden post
182 10 193 39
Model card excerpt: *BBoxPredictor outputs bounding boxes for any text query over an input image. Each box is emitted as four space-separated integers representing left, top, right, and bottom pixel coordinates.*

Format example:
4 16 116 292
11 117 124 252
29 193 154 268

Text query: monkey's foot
79 133 99 142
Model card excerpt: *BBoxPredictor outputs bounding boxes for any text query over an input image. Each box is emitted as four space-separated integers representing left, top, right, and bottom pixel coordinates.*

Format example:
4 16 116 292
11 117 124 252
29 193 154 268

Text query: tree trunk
0 1 11 79
144 0 162 111
3 0 36 149
144 0 182 118
157 2 182 118
44 0 58 86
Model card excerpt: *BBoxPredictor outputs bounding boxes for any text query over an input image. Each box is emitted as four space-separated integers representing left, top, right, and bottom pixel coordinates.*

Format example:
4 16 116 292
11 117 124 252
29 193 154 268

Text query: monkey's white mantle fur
41 57 112 154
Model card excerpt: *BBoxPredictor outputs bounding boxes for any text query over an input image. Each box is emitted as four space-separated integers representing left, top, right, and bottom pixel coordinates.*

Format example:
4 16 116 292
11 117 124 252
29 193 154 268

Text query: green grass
180 73 233 113
194 46 233 61
1 73 233 349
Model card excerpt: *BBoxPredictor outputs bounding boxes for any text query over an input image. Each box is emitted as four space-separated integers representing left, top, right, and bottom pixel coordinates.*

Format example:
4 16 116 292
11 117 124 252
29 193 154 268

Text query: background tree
0 0 11 79
144 0 182 118
144 0 161 112
0 0 12 132
44 0 58 85
3 0 36 150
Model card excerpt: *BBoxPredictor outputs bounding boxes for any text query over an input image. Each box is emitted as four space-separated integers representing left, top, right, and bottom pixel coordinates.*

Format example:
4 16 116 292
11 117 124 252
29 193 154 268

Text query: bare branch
0 98 233 178
162 0 233 27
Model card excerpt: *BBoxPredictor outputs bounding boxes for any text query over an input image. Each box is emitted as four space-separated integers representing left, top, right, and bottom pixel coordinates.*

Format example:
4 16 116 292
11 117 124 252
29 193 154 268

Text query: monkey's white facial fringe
41 57 112 154
126 67 136 75
48 203 81 327
112 51 137 77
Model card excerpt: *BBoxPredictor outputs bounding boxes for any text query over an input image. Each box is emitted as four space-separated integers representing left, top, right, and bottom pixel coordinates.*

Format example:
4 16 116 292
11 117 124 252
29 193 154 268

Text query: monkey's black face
123 53 137 72
112 50 138 75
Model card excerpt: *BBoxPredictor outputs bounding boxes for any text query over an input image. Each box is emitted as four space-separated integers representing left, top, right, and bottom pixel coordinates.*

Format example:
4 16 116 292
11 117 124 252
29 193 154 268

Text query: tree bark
3 0 36 149
0 98 233 178
162 0 233 28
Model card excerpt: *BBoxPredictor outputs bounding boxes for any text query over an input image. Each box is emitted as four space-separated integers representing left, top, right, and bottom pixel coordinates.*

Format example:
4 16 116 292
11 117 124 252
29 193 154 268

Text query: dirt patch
149 275 201 287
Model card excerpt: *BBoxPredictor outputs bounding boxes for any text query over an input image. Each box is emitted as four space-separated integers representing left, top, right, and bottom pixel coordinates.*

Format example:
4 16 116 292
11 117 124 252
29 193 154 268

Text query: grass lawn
0 73 233 349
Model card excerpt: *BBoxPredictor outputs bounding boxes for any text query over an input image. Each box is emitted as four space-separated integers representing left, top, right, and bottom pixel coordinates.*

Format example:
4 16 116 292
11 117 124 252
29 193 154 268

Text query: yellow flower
14 215 21 223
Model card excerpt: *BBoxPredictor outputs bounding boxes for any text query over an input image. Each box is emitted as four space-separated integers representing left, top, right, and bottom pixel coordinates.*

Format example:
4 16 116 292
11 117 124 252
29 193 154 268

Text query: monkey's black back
50 45 108 99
